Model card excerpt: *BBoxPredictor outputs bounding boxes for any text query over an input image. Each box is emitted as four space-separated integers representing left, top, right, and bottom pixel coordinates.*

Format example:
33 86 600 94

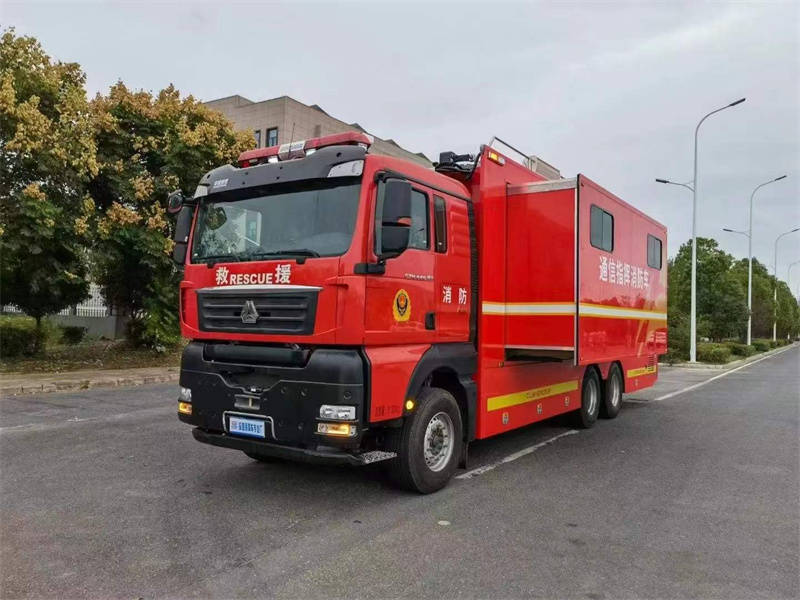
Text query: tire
387 387 463 494
244 451 276 463
600 363 623 419
572 368 600 429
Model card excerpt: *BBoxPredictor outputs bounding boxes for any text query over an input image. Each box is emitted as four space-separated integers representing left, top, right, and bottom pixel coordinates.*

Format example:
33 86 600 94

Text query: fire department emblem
240 300 259 324
393 289 411 322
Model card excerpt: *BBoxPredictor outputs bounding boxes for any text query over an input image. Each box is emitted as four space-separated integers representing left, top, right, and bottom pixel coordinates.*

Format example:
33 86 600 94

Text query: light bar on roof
237 132 374 167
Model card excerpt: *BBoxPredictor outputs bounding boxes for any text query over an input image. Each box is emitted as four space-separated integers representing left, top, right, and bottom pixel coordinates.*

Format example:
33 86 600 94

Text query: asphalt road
1 347 798 599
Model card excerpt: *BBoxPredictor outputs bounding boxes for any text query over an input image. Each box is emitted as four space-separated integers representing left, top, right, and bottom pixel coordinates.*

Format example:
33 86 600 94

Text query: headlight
319 405 356 420
179 386 192 402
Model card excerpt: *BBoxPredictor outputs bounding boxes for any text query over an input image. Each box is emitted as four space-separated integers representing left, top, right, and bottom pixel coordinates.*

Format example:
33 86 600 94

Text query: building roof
204 94 430 164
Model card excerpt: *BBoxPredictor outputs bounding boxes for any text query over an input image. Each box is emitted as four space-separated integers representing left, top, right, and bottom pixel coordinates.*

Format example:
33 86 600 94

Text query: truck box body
464 150 667 440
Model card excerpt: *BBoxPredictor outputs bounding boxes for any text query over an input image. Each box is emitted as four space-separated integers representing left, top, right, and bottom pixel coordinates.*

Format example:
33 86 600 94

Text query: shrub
752 340 770 352
725 342 756 357
662 348 686 364
60 325 87 345
697 343 732 364
0 316 53 358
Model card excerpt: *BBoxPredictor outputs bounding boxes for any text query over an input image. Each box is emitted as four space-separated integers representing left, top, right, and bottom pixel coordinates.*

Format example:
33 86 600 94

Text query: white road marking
457 430 579 480
652 345 796 403
458 346 795 481
0 406 172 434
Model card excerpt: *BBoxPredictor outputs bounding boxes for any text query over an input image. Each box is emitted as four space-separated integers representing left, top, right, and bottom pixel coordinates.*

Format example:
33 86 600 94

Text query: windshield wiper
250 249 321 259
201 254 242 267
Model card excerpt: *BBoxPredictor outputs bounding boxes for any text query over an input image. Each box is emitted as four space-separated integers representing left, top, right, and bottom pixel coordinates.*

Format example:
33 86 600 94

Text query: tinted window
408 189 430 250
647 234 662 269
434 195 447 253
590 205 614 252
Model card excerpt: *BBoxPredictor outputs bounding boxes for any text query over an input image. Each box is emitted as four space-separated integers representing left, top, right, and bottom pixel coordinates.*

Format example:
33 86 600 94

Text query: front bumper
178 342 369 450
192 428 396 466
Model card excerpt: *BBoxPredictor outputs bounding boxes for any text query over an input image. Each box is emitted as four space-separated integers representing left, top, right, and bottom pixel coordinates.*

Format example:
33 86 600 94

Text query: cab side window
434 195 447 253
408 189 430 250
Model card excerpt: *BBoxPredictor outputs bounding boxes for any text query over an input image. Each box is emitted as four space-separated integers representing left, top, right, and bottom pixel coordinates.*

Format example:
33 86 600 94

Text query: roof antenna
288 121 296 157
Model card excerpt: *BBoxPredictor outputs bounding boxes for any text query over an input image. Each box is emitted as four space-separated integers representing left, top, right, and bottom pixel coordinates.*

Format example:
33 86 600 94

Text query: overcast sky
5 1 799 283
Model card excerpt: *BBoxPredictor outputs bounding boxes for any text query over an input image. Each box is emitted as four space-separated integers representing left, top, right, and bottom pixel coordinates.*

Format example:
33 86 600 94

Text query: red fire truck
169 132 667 493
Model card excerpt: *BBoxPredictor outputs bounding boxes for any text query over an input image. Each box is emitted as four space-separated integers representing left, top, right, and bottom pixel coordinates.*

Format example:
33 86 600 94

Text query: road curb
660 342 797 371
1 370 179 397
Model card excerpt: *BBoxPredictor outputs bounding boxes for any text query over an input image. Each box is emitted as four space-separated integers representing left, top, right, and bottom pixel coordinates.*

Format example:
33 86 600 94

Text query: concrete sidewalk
660 342 797 370
2 342 794 398
0 366 179 397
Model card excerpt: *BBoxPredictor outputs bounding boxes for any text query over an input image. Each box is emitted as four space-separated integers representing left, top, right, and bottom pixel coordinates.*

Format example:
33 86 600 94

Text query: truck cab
174 133 476 491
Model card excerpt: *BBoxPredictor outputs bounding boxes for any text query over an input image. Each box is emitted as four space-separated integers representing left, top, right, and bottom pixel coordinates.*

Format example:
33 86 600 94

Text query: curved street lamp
746 175 788 344
773 228 800 340
657 97 745 362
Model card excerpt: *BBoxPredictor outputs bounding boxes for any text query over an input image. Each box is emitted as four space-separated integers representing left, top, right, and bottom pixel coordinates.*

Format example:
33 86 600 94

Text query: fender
404 343 478 441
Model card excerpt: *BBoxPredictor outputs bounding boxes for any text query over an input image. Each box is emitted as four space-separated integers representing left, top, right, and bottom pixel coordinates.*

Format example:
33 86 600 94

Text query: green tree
731 258 774 339
669 238 748 346
89 83 252 348
775 280 800 339
0 29 95 348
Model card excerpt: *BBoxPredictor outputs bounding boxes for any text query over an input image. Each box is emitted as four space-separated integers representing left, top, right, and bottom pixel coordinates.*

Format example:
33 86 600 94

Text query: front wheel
388 387 463 494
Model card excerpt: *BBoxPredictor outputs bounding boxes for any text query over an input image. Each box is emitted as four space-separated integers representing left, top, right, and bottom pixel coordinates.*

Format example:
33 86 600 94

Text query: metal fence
2 283 110 318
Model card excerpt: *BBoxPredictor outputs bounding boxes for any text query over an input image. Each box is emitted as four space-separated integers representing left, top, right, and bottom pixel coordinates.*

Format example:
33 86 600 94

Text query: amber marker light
317 422 355 437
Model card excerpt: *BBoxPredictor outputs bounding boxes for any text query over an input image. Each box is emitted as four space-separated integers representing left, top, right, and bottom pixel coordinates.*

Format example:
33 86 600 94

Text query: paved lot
1 347 798 599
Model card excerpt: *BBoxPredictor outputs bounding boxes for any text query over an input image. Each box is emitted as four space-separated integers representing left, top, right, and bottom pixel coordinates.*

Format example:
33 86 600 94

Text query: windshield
191 181 361 263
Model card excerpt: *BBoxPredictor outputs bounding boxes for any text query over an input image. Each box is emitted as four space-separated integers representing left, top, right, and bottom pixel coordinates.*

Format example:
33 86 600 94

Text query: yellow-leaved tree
0 29 97 350
89 82 252 349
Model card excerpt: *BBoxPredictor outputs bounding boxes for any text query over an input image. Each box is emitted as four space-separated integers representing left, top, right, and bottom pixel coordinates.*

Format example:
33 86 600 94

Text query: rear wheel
572 368 600 429
387 387 463 494
600 363 623 419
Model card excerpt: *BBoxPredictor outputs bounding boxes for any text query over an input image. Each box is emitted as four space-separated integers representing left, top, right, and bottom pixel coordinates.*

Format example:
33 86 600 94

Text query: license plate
228 416 266 439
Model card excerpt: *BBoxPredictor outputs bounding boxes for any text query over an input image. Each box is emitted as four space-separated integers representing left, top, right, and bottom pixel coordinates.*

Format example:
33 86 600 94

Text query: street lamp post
789 259 800 284
746 175 788 344
773 228 800 340
656 96 745 363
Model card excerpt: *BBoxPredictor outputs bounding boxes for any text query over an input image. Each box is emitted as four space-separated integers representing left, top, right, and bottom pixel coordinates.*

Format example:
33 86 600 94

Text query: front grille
197 289 318 335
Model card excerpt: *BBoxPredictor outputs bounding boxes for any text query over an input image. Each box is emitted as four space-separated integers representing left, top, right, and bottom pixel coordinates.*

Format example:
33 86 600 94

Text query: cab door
364 184 436 346
433 194 472 342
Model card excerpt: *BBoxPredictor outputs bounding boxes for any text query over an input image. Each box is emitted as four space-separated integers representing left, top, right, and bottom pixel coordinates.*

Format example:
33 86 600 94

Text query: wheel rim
586 379 598 416
610 373 621 407
423 412 454 472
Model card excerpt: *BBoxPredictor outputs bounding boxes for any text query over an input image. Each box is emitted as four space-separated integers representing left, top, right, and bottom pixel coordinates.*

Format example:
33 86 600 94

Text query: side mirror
172 206 194 265
383 180 412 222
167 190 185 215
380 224 410 258
378 179 412 260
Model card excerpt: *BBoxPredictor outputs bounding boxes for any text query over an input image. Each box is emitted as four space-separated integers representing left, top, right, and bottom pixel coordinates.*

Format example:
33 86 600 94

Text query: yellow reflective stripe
580 303 667 321
627 365 657 378
482 302 575 316
482 301 667 321
487 380 579 412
